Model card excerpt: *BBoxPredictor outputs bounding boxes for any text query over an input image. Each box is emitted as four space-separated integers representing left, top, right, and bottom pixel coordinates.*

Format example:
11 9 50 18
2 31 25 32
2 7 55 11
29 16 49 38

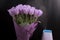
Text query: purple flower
8 7 16 16
22 5 28 14
34 9 39 17
29 7 35 15
15 4 23 14
25 5 31 14
22 5 31 14
34 9 43 17
38 10 43 17
27 5 31 8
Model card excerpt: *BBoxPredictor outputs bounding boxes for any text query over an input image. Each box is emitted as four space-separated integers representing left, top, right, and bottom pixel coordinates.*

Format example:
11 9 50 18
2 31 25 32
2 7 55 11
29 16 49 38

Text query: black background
0 0 60 40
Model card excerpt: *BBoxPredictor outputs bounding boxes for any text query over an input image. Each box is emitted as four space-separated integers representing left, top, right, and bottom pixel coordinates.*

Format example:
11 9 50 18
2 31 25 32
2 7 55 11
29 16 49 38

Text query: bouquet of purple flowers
8 4 43 40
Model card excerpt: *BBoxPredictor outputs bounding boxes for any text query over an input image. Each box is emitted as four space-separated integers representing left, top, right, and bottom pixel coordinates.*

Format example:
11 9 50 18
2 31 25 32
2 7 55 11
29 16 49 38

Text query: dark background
0 0 60 40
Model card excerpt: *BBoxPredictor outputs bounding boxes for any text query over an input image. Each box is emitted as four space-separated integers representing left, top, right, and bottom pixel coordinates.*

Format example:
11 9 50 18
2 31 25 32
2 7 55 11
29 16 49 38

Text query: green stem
21 14 24 24
35 17 38 22
26 14 27 25
30 15 32 24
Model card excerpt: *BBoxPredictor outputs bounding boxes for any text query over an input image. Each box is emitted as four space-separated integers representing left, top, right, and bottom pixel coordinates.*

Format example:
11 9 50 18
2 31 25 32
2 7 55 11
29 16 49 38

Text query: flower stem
26 14 28 25
30 15 32 24
21 14 24 24
35 17 38 22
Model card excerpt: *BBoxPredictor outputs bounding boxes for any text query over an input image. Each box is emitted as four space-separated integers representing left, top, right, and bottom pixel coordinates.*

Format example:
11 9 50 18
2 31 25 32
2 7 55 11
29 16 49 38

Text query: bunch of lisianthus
8 4 43 26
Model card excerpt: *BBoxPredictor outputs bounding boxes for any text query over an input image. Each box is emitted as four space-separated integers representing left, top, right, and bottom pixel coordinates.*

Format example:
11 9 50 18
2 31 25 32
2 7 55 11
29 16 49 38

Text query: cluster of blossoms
8 4 43 26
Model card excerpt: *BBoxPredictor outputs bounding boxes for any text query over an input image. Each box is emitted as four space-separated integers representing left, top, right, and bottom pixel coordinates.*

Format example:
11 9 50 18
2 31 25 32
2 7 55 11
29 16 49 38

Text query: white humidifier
42 29 53 40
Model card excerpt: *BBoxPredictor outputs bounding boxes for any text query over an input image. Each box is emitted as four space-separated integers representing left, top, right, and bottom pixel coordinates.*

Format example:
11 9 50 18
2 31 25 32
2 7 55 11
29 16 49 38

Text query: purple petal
38 10 43 17
8 7 16 16
27 5 31 8
34 9 39 17
15 4 23 14
22 5 28 14
24 5 31 14
29 7 35 15
22 5 31 14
